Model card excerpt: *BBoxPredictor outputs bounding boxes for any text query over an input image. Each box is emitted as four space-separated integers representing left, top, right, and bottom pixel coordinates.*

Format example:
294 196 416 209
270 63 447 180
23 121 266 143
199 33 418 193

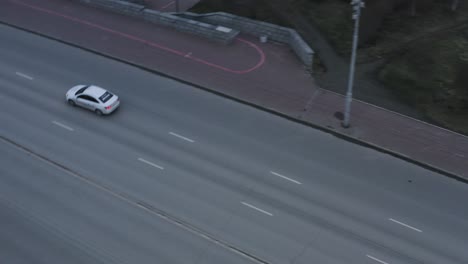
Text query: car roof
83 85 107 98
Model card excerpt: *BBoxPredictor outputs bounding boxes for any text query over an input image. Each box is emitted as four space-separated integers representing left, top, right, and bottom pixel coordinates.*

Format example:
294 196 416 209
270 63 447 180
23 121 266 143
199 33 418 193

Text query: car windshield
99 91 113 103
75 85 89 95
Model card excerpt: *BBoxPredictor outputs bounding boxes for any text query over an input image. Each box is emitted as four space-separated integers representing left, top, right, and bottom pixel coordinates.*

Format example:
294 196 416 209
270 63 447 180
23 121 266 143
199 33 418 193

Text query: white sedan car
66 85 120 115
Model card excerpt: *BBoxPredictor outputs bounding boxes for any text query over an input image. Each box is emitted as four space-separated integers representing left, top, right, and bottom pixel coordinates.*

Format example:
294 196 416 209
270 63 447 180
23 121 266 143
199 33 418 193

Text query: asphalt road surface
1 24 467 264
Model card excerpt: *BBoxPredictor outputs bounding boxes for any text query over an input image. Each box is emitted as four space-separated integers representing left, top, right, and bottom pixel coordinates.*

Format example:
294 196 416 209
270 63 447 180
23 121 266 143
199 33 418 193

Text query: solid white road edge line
241 202 273 216
52 121 74 131
389 218 422 232
15 72 33 80
138 158 164 170
366 255 389 264
270 171 302 184
169 132 195 143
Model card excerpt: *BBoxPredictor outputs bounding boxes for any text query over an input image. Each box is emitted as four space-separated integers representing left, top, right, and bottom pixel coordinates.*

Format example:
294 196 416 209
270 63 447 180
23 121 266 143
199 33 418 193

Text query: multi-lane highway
1 23 467 264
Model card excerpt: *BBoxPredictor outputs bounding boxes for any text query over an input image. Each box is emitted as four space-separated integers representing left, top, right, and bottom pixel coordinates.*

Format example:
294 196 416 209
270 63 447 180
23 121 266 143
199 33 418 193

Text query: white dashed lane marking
138 158 164 170
270 171 302 185
15 72 33 80
389 218 422 233
366 255 389 264
169 132 195 143
241 202 273 216
52 121 74 131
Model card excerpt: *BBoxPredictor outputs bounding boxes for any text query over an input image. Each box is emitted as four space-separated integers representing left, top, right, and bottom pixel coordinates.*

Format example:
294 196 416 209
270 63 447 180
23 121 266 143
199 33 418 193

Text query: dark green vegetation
189 0 292 26
190 0 468 134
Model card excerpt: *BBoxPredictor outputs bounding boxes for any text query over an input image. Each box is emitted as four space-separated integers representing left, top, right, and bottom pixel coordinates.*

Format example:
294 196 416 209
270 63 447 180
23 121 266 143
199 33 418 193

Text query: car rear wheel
68 99 75 106
95 109 103 116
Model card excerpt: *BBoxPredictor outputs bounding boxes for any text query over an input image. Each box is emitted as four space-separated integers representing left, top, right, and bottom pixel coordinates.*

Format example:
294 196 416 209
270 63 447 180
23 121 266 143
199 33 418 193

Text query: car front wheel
68 99 75 106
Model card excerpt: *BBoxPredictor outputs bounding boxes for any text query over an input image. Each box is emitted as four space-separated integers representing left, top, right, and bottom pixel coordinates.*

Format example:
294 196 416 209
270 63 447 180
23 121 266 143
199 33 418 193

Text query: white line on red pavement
159 0 174 10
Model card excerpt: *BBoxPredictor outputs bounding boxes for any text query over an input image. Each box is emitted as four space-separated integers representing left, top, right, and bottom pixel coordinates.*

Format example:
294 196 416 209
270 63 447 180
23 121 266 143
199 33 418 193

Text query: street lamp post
342 0 365 128
175 0 180 12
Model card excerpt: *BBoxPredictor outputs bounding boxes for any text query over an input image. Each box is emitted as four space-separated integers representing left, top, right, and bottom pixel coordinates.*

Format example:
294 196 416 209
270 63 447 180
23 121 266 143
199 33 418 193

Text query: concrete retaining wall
143 9 239 44
78 0 145 17
75 0 239 44
75 0 313 68
180 12 314 69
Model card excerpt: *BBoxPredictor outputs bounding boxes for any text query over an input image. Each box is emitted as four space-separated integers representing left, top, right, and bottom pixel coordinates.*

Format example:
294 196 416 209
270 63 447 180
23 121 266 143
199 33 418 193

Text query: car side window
88 96 99 103
77 95 89 101
75 86 89 96
77 95 98 103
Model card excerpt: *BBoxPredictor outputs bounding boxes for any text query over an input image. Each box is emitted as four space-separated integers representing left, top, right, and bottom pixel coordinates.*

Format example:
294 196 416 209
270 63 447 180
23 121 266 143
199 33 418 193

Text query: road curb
3 21 466 184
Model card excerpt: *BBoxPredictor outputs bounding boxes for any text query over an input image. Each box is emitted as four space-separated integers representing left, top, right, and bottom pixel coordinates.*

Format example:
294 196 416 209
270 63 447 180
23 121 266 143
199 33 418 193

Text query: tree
451 60 468 110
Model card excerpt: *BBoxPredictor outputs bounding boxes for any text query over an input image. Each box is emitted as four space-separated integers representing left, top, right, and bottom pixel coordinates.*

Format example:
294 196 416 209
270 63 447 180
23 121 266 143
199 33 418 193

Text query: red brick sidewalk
1 0 467 180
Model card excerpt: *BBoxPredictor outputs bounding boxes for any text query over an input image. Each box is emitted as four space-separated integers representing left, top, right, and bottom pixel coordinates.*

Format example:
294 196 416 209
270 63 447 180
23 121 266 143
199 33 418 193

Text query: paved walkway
1 0 467 181
144 0 199 12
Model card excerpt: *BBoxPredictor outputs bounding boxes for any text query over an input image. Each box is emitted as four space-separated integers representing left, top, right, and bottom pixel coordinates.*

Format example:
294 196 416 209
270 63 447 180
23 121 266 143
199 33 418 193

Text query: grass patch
365 0 468 60
292 0 353 56
379 31 468 134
